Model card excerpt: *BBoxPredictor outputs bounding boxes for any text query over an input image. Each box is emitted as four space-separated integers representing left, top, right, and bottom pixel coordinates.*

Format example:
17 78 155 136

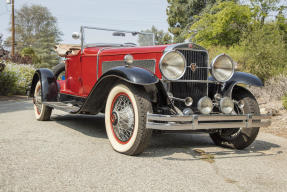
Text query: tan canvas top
55 44 81 57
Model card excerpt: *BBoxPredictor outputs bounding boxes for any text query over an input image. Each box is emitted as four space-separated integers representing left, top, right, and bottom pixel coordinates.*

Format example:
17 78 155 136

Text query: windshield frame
80 26 155 53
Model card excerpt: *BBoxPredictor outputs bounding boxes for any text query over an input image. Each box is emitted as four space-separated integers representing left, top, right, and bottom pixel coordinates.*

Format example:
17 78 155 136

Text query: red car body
61 45 166 97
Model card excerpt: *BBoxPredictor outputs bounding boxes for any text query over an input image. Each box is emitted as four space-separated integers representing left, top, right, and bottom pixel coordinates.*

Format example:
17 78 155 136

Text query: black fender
101 65 159 85
79 66 170 114
29 68 58 102
209 71 263 97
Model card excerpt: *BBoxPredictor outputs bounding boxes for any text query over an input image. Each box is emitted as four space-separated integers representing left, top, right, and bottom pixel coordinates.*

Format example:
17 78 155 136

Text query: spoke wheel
110 92 135 144
105 84 152 155
33 81 52 121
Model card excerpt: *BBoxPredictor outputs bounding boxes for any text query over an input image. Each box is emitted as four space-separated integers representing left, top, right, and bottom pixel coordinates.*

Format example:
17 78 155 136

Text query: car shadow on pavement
142 133 282 161
52 113 107 139
51 113 282 160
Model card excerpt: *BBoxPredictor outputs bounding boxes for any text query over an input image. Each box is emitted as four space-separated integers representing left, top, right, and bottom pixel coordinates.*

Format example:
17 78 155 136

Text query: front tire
105 84 152 155
209 87 260 149
33 81 52 121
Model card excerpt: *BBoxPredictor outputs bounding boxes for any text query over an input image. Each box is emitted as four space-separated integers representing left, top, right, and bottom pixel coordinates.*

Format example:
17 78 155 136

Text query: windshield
81 26 155 47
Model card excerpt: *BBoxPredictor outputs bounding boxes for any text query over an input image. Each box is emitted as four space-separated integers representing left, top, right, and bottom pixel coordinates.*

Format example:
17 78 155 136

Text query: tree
249 0 280 25
166 0 237 42
7 4 62 68
139 26 172 45
276 6 287 44
188 1 252 47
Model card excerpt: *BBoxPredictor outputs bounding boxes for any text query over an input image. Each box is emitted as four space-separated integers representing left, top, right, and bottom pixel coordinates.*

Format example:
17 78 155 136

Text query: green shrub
240 24 287 81
0 67 18 96
0 62 35 95
282 94 287 110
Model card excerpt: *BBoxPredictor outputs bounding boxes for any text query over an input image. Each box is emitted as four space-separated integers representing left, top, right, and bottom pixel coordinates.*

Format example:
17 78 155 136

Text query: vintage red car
29 26 271 155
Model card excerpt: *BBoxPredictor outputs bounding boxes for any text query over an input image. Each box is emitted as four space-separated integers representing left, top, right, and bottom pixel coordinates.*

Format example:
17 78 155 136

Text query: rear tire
33 81 52 121
209 88 260 149
105 84 152 155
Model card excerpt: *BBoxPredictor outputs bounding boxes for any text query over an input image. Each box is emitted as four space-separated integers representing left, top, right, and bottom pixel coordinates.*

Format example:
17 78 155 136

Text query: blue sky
0 0 169 43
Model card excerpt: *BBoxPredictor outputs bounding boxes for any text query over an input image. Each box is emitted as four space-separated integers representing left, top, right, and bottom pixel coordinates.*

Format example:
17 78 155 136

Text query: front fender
29 68 58 102
209 72 263 97
79 66 168 114
101 66 159 85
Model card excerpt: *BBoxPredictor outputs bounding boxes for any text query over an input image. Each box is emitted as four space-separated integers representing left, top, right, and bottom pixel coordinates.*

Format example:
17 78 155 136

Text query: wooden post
11 0 15 57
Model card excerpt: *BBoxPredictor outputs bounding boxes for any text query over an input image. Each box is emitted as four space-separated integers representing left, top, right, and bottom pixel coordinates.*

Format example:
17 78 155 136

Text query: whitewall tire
33 81 52 121
105 84 152 155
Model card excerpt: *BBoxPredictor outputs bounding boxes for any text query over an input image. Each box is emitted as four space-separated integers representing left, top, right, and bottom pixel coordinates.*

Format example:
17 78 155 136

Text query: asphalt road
0 99 287 192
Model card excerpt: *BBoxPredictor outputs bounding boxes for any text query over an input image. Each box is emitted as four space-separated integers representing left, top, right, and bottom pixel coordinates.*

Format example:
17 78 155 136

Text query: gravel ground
0 99 287 192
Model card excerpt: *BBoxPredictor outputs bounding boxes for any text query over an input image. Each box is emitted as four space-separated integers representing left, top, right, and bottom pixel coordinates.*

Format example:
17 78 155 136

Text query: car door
80 48 99 97
65 54 84 96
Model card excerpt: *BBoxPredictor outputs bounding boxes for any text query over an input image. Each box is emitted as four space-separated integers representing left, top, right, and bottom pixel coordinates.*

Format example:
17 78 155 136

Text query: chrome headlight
159 51 186 80
211 54 235 82
198 96 213 114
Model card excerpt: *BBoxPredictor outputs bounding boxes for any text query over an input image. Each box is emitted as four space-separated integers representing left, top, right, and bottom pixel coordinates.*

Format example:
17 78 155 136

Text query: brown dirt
249 75 287 139
259 100 287 139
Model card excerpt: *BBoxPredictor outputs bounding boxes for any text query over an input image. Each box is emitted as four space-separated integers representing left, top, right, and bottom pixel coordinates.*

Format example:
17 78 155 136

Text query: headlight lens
197 96 213 114
159 51 186 80
220 97 234 114
211 54 235 82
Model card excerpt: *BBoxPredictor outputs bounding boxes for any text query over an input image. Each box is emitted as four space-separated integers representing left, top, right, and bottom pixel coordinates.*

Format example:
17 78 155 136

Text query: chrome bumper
146 113 271 130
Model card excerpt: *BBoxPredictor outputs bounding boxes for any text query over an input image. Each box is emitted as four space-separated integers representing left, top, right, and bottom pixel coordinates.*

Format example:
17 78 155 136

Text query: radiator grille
170 49 208 111
102 60 156 74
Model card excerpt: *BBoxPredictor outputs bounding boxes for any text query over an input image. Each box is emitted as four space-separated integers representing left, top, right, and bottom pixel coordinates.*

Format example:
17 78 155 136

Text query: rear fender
29 68 58 102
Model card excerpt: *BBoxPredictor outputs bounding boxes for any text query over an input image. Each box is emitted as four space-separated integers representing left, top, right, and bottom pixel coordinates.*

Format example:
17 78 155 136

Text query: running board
43 102 80 113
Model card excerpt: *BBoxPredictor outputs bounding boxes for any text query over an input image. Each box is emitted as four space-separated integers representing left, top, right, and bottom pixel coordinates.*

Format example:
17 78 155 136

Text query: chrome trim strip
96 48 108 80
163 80 217 83
146 113 271 130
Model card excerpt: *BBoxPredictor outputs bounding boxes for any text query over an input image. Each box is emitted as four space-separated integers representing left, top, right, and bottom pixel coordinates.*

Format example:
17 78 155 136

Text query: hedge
0 62 35 96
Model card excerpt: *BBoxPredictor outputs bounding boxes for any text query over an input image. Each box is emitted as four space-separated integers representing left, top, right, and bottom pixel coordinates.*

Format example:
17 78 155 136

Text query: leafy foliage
6 5 62 68
189 1 252 47
166 0 237 42
240 24 287 81
0 62 35 95
0 65 18 96
249 0 281 25
21 47 40 65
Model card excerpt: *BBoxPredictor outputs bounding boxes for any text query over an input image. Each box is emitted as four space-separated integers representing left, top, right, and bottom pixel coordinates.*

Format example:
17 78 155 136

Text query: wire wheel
105 84 152 155
110 92 135 144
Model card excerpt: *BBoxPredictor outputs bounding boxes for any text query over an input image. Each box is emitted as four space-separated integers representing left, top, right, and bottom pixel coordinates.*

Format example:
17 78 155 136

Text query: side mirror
72 32 80 40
